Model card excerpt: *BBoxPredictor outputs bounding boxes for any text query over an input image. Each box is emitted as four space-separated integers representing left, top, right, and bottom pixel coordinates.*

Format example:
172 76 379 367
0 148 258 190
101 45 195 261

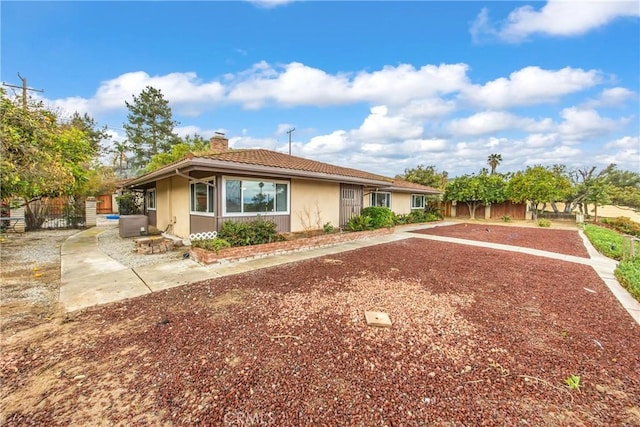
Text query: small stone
73 375 86 380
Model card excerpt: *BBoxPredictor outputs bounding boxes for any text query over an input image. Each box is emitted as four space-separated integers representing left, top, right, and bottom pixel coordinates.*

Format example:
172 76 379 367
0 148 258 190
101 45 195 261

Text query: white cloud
448 111 553 136
472 0 640 43
353 105 424 141
174 126 224 139
228 62 470 108
46 71 225 117
558 107 625 141
584 87 637 108
299 130 354 156
604 135 639 150
276 123 295 135
463 66 601 109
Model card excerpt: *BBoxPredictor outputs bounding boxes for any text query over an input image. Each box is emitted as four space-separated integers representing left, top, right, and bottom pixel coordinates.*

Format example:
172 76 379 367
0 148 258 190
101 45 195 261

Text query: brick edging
190 227 394 265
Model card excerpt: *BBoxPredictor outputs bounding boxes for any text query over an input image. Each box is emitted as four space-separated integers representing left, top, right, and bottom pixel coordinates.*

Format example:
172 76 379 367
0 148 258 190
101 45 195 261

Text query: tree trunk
550 202 560 213
467 202 476 220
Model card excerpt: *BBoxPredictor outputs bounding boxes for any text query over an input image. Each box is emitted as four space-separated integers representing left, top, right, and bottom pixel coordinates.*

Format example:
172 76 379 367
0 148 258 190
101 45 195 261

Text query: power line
2 73 44 109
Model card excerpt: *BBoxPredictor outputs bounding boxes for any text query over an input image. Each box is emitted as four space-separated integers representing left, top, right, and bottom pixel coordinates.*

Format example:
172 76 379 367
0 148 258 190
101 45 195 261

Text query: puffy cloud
463 66 601 109
46 71 225 117
448 111 553 136
353 106 424 141
246 0 296 9
299 130 354 156
558 107 625 141
228 62 470 108
472 0 640 43
604 135 639 150
584 87 637 108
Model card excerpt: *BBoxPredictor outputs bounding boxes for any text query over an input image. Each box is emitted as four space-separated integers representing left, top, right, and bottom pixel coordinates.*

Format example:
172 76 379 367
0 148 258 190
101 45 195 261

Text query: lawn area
584 224 640 302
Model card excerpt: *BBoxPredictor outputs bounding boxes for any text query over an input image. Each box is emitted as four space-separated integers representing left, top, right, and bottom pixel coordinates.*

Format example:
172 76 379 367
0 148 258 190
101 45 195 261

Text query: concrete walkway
59 222 640 325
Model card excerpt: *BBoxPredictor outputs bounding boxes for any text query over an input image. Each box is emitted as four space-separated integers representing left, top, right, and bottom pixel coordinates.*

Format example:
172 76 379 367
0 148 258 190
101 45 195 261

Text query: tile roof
196 149 392 182
390 178 441 194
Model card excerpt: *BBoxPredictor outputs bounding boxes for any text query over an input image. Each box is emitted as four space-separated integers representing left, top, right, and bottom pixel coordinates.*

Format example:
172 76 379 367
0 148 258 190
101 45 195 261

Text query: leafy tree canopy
144 134 210 174
444 172 507 219
507 165 572 217
396 164 448 189
123 86 179 171
1 90 98 201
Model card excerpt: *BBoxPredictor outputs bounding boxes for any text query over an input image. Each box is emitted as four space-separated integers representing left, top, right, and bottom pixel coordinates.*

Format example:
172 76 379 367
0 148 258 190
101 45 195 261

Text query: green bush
218 218 284 247
361 206 394 228
501 215 511 223
584 225 626 260
347 214 373 231
393 213 409 225
601 217 640 237
191 238 231 253
322 222 335 234
537 219 551 227
615 256 640 302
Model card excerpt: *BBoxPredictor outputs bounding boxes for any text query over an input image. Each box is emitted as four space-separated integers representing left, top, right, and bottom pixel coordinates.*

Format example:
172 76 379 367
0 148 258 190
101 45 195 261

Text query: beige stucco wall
155 175 190 238
392 193 412 215
363 191 413 214
290 180 340 232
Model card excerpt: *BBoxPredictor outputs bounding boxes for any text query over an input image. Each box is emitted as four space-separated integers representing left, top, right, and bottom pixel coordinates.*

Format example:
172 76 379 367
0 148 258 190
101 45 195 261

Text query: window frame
190 181 215 216
411 194 425 210
370 191 391 208
146 188 156 211
222 176 290 216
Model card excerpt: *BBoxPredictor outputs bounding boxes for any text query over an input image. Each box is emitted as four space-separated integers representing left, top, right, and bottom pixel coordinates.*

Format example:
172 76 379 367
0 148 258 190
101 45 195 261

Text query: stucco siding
392 193 412 215
290 180 340 232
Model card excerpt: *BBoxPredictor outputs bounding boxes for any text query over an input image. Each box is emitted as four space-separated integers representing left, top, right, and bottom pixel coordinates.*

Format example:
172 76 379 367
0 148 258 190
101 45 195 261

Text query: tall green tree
600 164 640 211
123 86 179 171
444 172 507 219
144 133 210 173
396 164 447 189
507 165 572 220
487 153 502 175
69 111 111 154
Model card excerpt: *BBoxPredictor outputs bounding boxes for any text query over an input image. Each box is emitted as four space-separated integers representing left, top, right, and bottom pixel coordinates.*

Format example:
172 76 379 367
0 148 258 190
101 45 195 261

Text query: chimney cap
214 131 225 137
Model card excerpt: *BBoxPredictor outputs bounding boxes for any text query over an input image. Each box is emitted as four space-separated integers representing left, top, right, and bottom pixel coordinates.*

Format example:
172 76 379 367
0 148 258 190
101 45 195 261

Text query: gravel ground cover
413 223 591 258
2 236 639 426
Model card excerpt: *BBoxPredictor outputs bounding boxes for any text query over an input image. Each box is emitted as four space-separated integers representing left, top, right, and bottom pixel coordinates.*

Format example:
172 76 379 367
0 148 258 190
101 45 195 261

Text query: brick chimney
210 132 229 152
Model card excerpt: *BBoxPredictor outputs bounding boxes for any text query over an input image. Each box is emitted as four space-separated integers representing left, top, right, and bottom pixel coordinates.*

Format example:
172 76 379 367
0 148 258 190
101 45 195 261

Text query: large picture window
223 178 289 215
411 194 425 209
190 181 215 214
370 192 391 208
146 188 156 210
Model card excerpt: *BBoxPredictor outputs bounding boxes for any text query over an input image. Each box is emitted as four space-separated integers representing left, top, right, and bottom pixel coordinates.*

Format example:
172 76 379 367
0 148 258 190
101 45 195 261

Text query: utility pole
2 73 44 109
287 127 295 155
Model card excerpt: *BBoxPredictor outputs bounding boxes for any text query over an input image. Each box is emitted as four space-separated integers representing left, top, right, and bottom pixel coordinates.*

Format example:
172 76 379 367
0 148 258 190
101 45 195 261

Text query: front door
339 184 363 228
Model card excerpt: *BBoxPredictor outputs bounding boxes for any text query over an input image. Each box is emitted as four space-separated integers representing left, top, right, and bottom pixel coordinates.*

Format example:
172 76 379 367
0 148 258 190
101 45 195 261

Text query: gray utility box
119 215 149 238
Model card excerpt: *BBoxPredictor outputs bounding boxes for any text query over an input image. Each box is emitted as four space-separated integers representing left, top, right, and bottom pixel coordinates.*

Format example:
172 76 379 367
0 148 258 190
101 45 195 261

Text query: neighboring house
123 134 440 239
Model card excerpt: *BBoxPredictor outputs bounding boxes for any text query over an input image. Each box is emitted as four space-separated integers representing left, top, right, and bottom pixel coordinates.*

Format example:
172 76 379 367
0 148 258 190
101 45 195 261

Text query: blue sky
2 1 639 178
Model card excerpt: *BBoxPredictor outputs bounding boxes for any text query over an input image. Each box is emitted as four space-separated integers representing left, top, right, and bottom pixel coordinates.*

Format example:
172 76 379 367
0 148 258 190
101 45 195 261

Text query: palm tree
112 141 130 172
487 153 502 175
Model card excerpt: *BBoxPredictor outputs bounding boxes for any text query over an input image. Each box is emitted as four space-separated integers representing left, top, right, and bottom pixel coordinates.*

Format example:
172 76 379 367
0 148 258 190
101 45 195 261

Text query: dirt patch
414 223 591 258
0 230 77 333
2 237 638 425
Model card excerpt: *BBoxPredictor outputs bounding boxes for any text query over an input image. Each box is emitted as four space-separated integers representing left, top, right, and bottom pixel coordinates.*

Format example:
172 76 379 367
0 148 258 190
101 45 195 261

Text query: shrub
537 219 551 227
615 256 640 302
601 217 640 238
584 224 626 260
347 214 373 231
191 238 231 253
393 213 409 225
218 218 284 247
501 215 511 223
322 222 335 234
361 206 394 228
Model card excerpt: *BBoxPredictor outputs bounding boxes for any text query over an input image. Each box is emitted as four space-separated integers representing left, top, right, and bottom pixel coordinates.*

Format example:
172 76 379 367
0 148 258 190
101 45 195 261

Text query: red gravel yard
2 237 639 425
413 223 591 258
